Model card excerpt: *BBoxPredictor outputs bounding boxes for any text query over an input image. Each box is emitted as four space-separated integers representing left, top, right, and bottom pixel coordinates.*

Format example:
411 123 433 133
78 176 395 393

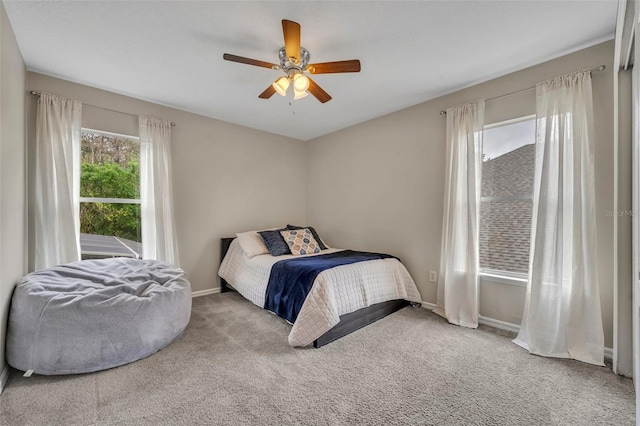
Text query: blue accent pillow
258 229 291 256
286 224 328 250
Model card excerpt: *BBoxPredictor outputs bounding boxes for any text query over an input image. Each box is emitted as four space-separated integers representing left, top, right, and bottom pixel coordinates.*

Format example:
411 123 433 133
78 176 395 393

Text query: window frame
479 114 536 286
80 127 141 206
79 128 142 258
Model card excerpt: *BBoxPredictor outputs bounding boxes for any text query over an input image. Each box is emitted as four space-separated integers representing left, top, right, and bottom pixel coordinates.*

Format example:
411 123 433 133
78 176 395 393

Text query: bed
218 230 421 348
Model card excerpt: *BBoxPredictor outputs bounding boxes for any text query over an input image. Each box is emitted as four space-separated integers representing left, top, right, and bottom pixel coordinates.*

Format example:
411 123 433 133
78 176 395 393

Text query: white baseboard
420 301 613 361
478 315 521 334
0 363 9 394
421 301 437 310
191 287 221 298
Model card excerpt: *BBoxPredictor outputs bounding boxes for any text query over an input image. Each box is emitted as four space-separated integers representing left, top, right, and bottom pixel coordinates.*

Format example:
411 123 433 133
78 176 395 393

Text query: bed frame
219 237 411 348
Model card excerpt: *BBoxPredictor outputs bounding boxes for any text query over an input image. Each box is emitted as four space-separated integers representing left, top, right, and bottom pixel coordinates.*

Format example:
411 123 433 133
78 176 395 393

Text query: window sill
479 270 528 287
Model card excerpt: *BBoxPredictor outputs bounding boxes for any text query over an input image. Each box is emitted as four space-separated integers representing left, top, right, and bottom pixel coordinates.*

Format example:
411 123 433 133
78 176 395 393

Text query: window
79 129 142 259
479 116 536 278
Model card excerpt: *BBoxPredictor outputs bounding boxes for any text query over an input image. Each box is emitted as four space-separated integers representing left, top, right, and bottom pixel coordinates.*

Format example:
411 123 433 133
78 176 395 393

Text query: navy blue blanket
264 250 398 324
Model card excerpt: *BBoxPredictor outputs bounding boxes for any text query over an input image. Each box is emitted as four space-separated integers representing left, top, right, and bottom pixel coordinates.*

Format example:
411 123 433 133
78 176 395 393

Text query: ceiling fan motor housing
278 47 310 73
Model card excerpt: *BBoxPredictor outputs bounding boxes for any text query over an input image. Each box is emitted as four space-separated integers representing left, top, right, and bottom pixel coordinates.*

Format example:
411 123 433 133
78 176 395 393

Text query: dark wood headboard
219 237 235 292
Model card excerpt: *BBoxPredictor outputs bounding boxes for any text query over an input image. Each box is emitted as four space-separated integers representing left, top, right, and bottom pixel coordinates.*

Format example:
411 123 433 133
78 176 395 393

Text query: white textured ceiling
3 1 618 141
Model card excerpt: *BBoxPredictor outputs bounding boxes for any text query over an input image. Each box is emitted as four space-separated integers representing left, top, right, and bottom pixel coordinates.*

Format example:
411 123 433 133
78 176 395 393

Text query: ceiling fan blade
223 53 278 70
307 60 361 74
307 77 332 103
282 20 301 63
258 84 277 99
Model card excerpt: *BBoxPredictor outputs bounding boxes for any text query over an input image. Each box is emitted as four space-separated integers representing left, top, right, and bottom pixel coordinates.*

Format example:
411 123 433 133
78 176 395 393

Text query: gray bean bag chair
6 258 191 375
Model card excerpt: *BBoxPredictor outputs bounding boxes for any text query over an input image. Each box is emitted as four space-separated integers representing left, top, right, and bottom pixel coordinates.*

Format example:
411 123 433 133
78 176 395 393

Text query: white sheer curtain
434 100 484 328
34 93 82 270
139 115 180 265
514 71 604 366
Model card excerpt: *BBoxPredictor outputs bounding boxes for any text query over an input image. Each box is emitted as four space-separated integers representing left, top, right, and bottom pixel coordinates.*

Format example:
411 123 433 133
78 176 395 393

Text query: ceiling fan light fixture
273 76 290 96
293 73 310 92
293 88 308 100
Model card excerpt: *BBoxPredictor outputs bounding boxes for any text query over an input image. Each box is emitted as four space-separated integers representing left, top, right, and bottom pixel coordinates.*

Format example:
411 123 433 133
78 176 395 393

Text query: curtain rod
29 91 176 127
438 64 606 115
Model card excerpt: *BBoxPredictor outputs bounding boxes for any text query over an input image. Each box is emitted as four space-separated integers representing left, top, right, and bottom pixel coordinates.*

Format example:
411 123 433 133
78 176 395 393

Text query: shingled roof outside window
479 117 535 275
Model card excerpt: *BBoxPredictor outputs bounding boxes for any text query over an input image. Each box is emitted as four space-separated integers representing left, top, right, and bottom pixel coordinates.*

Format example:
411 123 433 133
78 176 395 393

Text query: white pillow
235 230 270 258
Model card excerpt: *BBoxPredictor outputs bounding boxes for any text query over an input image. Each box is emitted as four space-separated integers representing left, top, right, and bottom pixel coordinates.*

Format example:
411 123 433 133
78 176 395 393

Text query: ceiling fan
223 19 361 103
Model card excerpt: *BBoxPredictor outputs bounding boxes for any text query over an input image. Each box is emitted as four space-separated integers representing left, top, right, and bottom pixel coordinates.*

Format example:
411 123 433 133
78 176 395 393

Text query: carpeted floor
0 292 635 425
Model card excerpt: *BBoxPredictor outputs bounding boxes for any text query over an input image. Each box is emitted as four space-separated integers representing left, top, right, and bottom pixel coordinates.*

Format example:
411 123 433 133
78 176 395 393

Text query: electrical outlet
429 270 437 282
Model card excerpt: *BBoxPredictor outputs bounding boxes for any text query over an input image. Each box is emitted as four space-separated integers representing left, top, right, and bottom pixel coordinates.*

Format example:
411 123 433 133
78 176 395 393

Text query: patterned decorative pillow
258 228 291 256
280 228 321 256
286 224 328 250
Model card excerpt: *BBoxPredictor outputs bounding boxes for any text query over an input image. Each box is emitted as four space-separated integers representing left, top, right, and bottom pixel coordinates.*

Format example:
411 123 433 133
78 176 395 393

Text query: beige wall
307 40 624 348
0 2 26 386
26 73 308 293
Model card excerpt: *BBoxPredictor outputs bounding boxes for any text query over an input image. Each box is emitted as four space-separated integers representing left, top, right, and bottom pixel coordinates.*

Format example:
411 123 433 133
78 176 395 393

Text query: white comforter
218 239 421 347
